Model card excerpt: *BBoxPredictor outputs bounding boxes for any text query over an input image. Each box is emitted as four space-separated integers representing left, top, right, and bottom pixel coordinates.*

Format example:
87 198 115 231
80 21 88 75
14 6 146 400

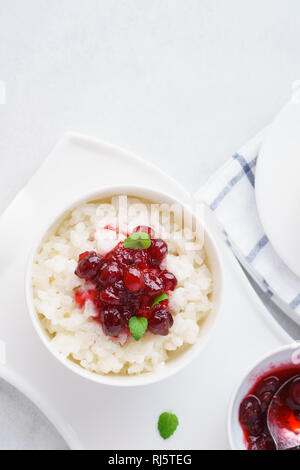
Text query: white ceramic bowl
25 185 223 386
228 342 300 450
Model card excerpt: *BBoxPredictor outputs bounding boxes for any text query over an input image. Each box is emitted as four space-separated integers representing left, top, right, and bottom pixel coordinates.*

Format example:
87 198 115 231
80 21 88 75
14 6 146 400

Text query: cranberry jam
239 364 300 450
74 226 177 339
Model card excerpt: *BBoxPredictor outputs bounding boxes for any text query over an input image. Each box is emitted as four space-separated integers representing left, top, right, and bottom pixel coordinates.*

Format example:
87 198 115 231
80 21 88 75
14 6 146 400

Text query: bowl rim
25 184 224 387
227 341 300 450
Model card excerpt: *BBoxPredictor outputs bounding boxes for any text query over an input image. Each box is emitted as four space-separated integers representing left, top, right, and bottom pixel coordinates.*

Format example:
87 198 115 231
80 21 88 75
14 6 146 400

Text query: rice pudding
31 196 213 375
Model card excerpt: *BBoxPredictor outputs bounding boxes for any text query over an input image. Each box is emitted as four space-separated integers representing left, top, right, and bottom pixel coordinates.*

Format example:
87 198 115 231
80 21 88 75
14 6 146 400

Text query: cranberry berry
100 308 124 336
159 270 177 291
256 376 280 399
133 250 149 267
123 266 144 292
99 262 122 287
239 395 263 437
143 271 164 297
148 309 174 336
148 239 168 267
105 244 134 266
99 286 123 306
75 251 103 281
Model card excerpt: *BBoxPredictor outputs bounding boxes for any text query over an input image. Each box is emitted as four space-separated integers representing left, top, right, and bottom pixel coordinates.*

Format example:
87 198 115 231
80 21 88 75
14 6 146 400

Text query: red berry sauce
74 227 176 339
239 364 300 450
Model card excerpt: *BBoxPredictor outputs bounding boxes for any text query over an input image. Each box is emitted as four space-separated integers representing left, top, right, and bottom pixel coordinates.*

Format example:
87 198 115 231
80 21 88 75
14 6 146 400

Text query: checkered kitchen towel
196 130 300 326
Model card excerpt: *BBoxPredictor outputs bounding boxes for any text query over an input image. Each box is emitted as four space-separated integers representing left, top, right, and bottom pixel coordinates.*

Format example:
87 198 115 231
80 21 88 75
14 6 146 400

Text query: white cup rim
25 184 224 387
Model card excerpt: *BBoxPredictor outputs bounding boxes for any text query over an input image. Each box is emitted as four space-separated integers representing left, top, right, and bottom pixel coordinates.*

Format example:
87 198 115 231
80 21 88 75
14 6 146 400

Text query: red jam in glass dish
239 364 300 450
73 226 177 339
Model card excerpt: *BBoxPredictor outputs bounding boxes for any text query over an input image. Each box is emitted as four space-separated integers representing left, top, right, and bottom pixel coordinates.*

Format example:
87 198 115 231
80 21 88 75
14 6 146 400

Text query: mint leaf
123 232 151 250
158 412 179 440
151 293 169 309
129 317 148 341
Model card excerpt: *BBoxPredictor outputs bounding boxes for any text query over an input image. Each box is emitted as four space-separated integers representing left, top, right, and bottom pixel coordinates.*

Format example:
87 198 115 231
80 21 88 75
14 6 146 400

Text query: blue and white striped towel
197 130 300 326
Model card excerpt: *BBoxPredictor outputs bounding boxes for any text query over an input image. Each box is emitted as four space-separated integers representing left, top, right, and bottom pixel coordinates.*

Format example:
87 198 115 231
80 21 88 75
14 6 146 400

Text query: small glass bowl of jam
228 343 300 450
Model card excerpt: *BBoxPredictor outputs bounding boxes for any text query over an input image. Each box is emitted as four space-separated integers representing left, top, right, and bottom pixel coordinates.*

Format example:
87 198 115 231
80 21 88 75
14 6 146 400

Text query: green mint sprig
129 316 148 341
151 293 169 309
123 232 151 250
158 412 179 439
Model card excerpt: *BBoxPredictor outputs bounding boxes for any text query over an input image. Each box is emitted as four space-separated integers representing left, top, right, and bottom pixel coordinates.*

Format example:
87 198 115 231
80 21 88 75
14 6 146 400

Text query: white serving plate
0 133 292 449
256 100 300 278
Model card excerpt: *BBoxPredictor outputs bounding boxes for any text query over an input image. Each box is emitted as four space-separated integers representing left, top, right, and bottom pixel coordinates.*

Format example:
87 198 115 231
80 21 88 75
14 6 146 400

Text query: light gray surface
0 378 67 450
1 0 300 450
